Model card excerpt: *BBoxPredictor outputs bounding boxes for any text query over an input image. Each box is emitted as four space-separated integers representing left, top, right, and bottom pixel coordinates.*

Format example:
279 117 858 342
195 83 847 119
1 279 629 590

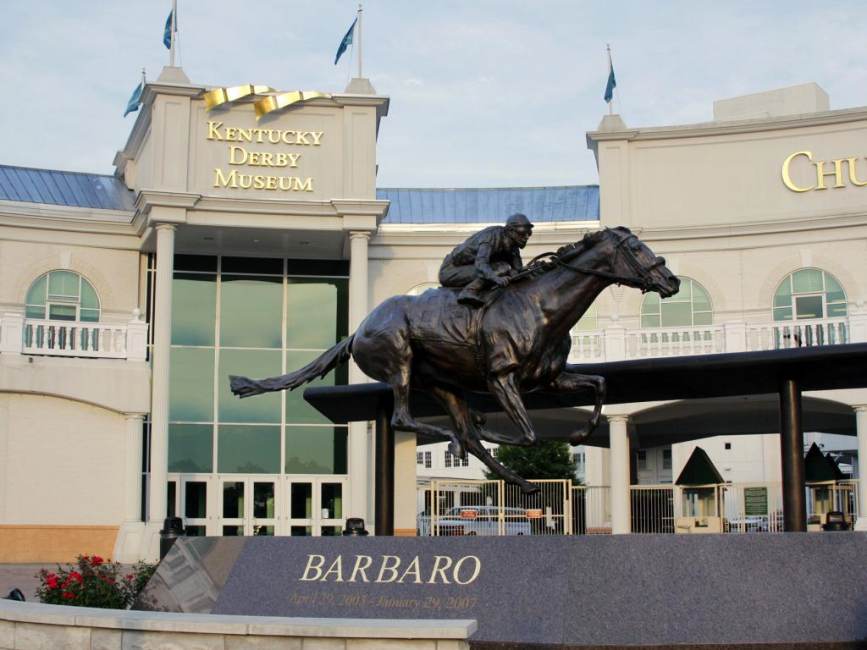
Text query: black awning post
779 377 806 532
374 403 395 536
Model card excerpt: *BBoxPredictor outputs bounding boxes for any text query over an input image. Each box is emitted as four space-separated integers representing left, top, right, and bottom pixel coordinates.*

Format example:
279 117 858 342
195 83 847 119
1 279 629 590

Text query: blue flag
334 17 357 65
604 52 616 103
163 10 174 49
124 81 144 117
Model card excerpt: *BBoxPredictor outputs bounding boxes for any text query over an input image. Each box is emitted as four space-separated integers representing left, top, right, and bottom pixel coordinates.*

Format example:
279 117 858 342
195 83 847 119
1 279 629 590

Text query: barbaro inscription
299 553 482 585
207 120 320 193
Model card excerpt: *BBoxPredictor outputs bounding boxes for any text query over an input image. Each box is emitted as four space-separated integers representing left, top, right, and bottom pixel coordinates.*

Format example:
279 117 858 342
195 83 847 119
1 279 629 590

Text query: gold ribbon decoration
254 91 332 120
203 84 274 110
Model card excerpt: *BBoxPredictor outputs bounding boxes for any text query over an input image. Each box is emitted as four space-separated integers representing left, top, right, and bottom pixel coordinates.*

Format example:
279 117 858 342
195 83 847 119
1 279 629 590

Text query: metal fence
630 485 674 534
419 479 573 537
417 479 860 536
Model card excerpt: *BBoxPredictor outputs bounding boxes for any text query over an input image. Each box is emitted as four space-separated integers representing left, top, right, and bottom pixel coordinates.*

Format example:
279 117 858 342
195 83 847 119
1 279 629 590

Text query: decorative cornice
0 199 134 225
587 105 867 146
331 199 390 219
134 190 201 215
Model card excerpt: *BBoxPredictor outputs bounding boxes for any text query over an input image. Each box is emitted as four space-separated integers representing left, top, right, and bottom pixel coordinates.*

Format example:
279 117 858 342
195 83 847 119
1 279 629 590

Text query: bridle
516 230 666 292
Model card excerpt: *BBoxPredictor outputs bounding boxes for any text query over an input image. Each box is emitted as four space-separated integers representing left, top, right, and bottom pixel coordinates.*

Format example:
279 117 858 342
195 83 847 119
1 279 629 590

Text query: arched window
773 269 847 322
640 277 711 328
407 282 439 296
25 271 100 322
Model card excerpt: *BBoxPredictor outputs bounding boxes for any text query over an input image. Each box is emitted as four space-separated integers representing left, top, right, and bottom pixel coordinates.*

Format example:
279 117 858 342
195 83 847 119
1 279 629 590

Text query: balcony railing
0 312 147 361
569 314 866 363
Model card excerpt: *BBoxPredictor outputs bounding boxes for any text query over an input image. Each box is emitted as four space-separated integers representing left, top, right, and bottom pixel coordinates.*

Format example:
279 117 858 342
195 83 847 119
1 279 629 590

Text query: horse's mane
517 226 632 281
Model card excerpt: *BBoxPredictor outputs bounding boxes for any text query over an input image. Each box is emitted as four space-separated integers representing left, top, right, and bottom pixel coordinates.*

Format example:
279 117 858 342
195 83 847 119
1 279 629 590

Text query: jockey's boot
457 278 486 307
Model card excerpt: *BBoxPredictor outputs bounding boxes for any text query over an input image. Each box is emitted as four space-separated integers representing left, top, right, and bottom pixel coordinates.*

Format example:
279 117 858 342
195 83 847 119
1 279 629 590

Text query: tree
485 441 577 481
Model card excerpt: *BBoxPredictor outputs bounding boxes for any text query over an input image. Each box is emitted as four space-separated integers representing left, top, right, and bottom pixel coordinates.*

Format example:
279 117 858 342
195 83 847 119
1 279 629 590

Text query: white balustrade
746 317 850 351
568 316 854 363
568 330 604 362
18 318 146 360
625 324 725 359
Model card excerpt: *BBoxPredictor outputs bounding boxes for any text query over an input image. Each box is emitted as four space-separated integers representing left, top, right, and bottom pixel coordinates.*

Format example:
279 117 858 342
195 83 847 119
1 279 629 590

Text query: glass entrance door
220 477 277 536
173 474 345 536
287 478 347 536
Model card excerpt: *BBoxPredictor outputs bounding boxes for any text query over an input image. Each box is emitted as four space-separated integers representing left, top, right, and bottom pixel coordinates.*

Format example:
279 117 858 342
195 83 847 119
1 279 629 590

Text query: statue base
136 533 867 647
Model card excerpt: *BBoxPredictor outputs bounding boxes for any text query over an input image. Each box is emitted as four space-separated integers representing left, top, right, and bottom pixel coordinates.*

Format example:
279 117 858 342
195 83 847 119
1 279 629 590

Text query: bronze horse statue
231 227 679 492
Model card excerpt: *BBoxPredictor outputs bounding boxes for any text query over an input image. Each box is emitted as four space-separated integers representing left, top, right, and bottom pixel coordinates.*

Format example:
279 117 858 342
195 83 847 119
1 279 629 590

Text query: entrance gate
421 479 572 536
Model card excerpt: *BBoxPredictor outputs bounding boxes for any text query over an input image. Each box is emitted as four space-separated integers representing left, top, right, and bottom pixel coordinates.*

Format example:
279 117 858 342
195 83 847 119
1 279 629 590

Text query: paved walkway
0 564 52 601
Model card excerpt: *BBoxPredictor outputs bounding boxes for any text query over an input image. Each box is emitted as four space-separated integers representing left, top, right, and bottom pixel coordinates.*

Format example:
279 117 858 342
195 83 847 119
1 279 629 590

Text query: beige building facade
0 73 865 562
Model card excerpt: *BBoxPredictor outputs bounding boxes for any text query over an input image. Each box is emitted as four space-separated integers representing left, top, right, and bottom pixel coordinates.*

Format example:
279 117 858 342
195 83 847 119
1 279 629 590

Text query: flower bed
36 554 154 609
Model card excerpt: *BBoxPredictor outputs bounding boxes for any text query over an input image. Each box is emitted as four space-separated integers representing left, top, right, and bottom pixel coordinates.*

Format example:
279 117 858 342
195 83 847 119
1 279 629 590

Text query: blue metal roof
377 186 599 224
0 165 135 211
0 165 599 224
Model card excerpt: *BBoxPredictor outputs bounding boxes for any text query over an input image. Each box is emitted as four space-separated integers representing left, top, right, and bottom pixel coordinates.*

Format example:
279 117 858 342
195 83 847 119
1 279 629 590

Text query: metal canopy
304 343 867 424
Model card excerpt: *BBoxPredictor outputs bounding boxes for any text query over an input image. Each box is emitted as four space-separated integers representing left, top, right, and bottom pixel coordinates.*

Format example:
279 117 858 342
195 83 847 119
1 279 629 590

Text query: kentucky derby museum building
0 67 865 562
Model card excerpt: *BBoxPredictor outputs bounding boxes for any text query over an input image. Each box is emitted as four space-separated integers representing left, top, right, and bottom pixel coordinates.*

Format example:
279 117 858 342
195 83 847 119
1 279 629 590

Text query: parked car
431 506 532 536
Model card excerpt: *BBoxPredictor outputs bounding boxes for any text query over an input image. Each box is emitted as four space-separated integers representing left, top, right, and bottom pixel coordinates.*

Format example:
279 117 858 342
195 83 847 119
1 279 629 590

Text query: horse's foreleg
429 385 539 494
487 372 538 446
546 369 606 445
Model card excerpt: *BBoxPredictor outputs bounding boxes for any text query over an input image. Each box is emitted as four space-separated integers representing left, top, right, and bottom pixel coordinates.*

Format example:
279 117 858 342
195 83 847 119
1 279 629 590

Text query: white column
855 406 867 531
723 320 747 353
149 223 175 526
608 415 631 534
126 309 149 362
124 414 145 522
603 325 626 361
348 231 372 525
0 312 23 355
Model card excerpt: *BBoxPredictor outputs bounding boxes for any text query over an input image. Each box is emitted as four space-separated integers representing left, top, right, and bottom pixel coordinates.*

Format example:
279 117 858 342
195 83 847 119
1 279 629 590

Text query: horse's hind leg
388 364 466 458
429 385 539 494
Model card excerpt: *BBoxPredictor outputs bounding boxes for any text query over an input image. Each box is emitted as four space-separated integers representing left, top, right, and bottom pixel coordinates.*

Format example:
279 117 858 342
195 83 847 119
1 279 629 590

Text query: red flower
62 592 75 600
90 555 104 566
45 573 58 589
125 574 134 581
69 571 83 584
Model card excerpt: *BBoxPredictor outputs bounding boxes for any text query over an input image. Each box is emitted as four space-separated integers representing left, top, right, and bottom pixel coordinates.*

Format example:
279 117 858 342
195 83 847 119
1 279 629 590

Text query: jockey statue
438 213 534 307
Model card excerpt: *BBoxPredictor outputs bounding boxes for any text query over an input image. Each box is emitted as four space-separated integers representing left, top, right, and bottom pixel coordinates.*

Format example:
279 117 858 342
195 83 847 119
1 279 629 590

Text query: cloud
1 1 866 186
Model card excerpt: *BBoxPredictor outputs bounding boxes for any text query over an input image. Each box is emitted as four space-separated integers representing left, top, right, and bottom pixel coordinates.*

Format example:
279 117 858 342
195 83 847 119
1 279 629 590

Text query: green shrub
36 554 156 609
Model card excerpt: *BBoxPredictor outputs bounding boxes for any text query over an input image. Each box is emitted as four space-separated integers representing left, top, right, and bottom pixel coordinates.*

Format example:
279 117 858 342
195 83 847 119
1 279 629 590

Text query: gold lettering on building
782 150 867 193
212 169 314 192
207 120 322 193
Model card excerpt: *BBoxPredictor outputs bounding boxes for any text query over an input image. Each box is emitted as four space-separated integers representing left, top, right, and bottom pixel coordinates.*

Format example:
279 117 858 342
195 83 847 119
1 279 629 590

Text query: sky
3 1 867 188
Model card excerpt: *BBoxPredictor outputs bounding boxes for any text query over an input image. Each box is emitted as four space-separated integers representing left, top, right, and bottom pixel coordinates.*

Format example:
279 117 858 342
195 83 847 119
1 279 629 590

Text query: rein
513 232 663 291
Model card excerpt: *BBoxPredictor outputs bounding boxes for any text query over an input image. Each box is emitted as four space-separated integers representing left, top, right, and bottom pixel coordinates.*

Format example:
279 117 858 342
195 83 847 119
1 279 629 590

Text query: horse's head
569 227 680 297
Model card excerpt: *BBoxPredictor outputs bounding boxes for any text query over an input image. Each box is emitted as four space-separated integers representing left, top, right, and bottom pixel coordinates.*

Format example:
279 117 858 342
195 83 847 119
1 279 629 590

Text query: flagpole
170 0 178 67
607 44 614 115
357 4 363 79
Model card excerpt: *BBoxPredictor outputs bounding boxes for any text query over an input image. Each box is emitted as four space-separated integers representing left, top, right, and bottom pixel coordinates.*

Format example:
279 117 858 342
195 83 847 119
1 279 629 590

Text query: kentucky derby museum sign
207 121 321 192
137 534 867 647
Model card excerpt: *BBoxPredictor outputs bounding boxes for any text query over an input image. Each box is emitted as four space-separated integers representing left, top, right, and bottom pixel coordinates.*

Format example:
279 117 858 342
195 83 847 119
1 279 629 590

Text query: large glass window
167 256 349 476
25 270 100 322
773 269 847 321
640 277 712 328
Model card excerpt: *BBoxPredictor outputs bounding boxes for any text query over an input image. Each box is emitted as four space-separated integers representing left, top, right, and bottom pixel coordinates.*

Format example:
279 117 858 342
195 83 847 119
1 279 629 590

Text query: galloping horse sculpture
231 227 679 492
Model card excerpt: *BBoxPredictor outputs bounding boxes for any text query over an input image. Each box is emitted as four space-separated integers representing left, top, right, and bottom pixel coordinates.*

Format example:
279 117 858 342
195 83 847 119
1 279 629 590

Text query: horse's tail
230 334 354 398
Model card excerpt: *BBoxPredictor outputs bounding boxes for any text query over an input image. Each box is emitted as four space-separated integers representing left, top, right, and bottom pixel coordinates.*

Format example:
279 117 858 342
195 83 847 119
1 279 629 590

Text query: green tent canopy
675 446 724 486
804 442 844 482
